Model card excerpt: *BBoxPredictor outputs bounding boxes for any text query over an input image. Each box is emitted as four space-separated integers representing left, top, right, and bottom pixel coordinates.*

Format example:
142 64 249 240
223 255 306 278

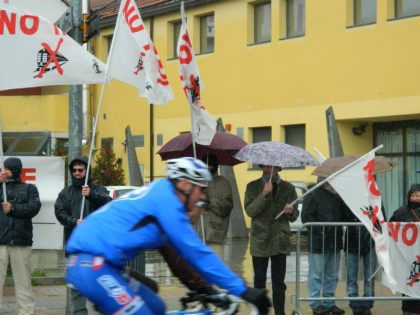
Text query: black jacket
301 186 344 253
55 156 112 242
343 204 386 255
343 208 374 255
0 181 41 246
390 184 420 223
54 182 111 242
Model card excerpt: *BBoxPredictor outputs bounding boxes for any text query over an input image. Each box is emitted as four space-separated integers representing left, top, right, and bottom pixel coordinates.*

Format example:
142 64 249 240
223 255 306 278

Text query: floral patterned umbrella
233 141 319 168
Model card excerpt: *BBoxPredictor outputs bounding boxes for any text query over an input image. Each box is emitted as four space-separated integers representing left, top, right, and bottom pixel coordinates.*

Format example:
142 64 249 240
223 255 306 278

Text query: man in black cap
54 156 111 314
0 157 41 315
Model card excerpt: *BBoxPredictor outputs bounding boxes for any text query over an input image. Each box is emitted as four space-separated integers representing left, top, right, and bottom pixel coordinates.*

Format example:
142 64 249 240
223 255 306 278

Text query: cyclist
66 157 271 315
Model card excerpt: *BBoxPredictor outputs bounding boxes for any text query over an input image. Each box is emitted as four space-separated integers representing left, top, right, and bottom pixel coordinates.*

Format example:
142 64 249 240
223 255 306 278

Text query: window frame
253 1 271 44
171 20 182 59
285 0 306 38
249 126 272 170
284 124 306 169
351 0 377 27
394 0 420 19
199 14 215 54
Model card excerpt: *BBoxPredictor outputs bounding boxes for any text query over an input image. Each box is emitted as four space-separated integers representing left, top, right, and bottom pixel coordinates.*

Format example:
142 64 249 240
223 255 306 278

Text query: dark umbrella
157 132 247 166
312 155 397 178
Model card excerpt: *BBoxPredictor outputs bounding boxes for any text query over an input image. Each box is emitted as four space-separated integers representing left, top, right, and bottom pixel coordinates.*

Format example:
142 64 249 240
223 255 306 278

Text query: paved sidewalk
1 281 404 315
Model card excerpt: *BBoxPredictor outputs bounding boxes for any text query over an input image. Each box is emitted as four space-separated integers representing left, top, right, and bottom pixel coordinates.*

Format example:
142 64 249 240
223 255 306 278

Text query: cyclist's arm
155 197 246 296
159 244 215 293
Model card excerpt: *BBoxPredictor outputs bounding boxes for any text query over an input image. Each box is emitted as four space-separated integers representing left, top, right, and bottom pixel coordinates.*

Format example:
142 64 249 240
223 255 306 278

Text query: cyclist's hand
240 287 271 315
196 285 219 295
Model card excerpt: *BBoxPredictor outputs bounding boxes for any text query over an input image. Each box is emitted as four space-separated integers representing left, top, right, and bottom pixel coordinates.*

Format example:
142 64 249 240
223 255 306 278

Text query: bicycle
167 291 256 315
92 290 255 315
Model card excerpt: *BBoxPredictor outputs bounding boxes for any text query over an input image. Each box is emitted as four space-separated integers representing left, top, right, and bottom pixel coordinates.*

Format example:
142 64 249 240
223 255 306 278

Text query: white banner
107 0 173 105
327 150 396 288
385 222 420 297
0 3 106 91
6 156 65 250
6 0 68 23
177 2 216 145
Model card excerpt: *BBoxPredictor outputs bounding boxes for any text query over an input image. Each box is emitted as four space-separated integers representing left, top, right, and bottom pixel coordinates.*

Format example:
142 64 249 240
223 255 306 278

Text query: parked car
106 185 140 199
289 181 315 232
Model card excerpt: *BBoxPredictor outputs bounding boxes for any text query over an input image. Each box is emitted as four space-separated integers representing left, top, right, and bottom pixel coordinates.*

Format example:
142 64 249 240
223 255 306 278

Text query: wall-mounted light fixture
352 123 368 136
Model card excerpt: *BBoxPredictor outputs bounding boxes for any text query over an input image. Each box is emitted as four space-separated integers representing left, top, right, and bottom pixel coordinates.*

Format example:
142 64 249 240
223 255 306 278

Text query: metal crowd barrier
292 222 419 315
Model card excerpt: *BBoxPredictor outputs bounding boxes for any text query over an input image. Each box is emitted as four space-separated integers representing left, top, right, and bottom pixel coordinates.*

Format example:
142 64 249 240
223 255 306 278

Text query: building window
395 0 420 18
2 132 51 156
285 124 305 149
374 120 420 218
133 135 145 147
254 2 271 44
200 14 214 54
156 134 163 146
286 0 305 37
250 126 272 169
350 0 376 26
101 137 114 150
107 36 113 53
172 21 182 59
236 127 244 139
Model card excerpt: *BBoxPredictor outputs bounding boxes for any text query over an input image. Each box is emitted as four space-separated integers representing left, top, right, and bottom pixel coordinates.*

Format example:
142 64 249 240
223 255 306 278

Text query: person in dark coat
0 157 41 315
245 164 298 315
343 204 386 315
389 183 420 315
54 156 111 315
301 179 345 315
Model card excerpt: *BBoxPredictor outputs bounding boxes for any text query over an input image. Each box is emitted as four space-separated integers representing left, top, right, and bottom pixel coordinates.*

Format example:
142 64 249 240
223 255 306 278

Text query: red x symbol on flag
36 38 65 78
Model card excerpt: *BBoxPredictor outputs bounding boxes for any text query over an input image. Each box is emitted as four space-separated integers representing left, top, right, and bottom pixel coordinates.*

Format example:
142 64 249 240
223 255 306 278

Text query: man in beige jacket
199 154 233 244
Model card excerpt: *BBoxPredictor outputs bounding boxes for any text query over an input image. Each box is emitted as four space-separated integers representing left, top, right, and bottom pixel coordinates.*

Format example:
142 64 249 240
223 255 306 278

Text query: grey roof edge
99 0 220 29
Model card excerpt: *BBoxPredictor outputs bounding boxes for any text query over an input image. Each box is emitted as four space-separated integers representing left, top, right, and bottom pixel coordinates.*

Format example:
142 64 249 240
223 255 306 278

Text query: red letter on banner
21 168 36 183
0 10 16 34
20 15 39 35
122 0 144 33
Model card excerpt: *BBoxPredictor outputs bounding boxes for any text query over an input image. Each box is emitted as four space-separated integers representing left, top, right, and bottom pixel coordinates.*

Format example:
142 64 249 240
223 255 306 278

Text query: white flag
0 3 106 91
385 222 420 297
177 1 216 145
107 0 173 105
327 149 396 289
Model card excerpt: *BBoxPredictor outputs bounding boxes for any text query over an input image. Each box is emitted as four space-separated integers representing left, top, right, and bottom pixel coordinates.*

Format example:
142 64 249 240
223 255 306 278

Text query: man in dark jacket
0 157 41 315
301 180 345 315
245 164 298 315
389 183 420 315
54 156 111 315
343 204 386 315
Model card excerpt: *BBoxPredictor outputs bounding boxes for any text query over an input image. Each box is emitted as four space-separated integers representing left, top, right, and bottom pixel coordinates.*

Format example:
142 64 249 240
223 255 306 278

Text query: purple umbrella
157 132 247 166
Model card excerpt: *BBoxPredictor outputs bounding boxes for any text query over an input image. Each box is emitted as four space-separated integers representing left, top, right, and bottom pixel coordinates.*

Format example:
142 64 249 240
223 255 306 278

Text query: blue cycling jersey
66 178 246 296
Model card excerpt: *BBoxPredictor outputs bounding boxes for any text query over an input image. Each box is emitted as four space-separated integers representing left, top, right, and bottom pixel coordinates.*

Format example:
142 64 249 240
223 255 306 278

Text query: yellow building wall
0 95 68 132
91 0 420 213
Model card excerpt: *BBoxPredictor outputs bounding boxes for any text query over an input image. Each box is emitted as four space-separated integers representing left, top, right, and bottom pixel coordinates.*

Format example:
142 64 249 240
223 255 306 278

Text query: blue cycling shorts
66 253 165 315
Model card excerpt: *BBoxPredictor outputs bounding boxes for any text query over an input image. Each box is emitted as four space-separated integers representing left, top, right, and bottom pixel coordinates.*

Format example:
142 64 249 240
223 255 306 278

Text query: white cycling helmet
167 157 212 186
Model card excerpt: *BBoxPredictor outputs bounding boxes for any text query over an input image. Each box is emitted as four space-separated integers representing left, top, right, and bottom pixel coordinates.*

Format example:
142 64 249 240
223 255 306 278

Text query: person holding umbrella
244 164 298 315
